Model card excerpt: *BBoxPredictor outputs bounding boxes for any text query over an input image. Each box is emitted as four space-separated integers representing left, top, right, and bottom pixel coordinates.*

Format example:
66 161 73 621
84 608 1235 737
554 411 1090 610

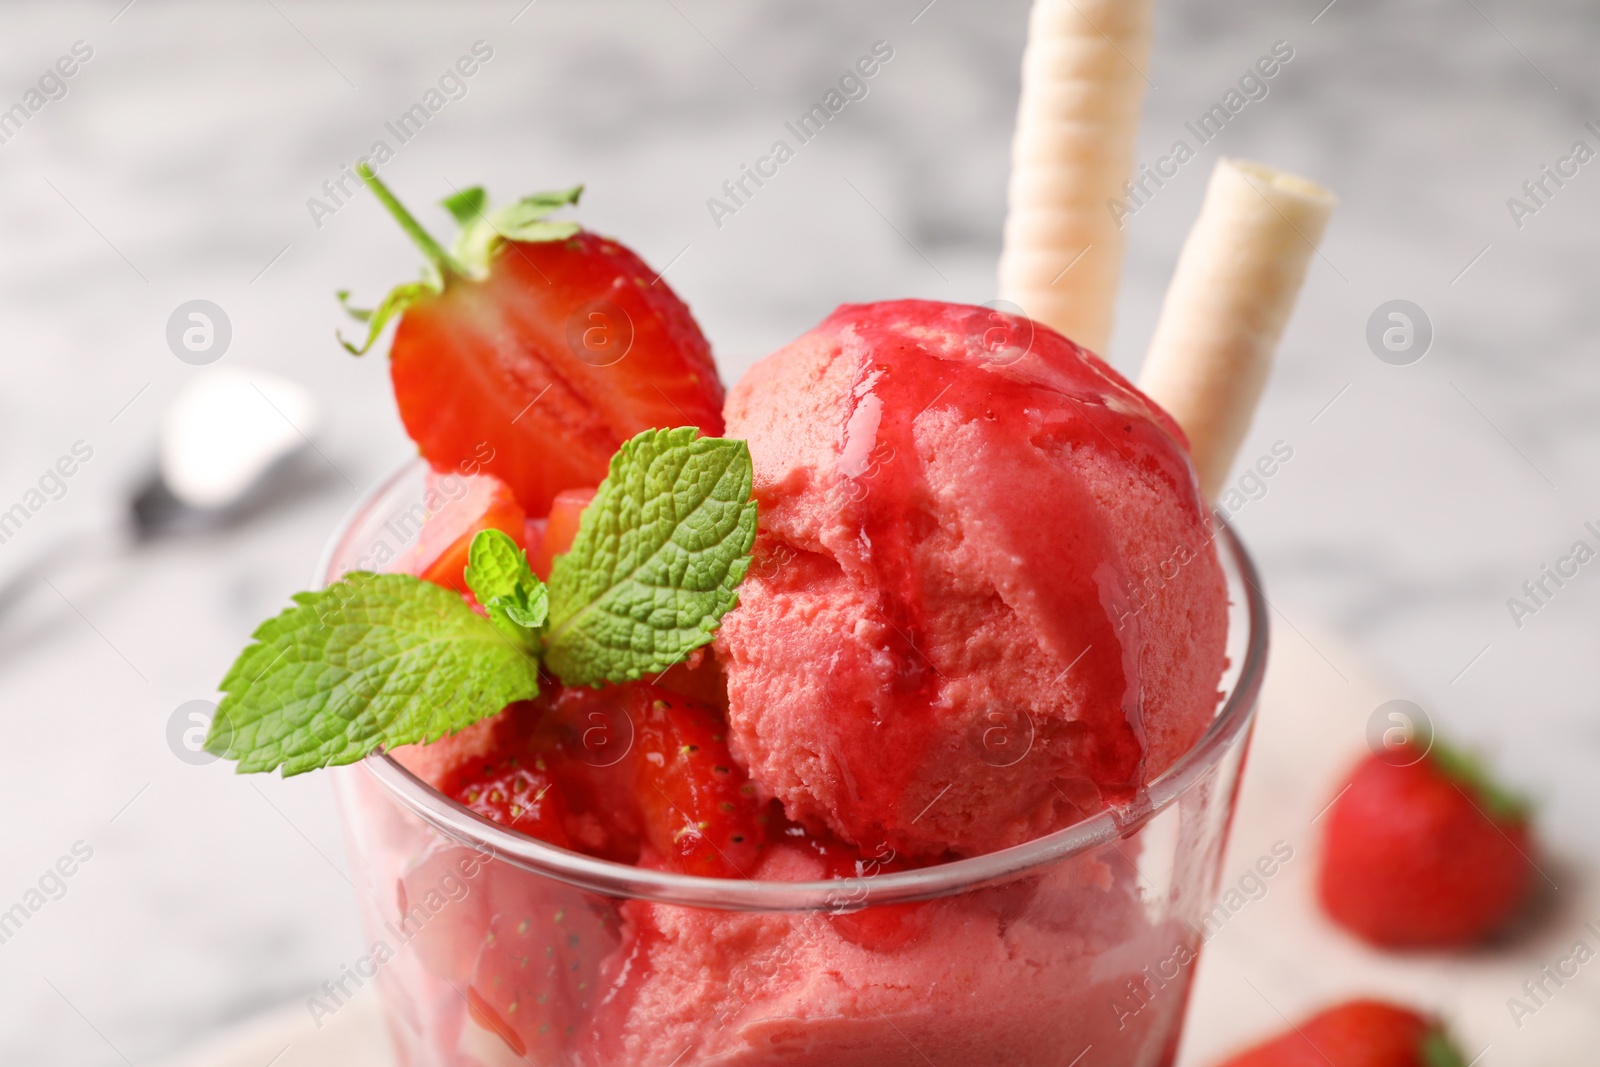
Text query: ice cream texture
716 299 1228 858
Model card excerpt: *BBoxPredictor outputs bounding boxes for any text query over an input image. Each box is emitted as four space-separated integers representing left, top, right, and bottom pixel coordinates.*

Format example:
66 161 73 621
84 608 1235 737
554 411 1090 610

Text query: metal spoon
131 366 323 537
0 366 324 615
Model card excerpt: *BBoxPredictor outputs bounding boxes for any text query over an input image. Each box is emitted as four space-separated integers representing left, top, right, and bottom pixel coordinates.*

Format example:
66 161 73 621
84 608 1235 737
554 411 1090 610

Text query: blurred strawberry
340 168 723 517
1212 999 1465 1067
1318 739 1535 947
395 844 494 983
466 862 621 1062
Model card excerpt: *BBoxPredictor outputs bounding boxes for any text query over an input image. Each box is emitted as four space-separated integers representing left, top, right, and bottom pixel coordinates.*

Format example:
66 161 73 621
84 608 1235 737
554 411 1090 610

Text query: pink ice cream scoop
715 300 1228 858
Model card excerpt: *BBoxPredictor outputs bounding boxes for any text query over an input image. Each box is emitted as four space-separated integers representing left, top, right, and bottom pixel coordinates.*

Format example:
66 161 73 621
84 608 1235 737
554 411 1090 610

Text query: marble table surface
1 1 1597 1063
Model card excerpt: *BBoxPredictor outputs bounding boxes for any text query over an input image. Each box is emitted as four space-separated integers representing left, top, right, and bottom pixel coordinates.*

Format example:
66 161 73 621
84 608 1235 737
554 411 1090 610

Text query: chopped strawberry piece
531 686 645 864
826 895 926 951
793 828 926 951
522 516 547 556
404 472 526 595
391 232 724 517
395 844 494 983
439 752 572 849
431 694 642 864
425 684 765 880
653 647 731 717
629 685 767 879
528 486 595 580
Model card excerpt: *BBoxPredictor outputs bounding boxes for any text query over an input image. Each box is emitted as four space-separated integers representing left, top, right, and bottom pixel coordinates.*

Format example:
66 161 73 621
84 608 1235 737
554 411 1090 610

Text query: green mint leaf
544 427 757 687
463 528 549 648
205 572 540 776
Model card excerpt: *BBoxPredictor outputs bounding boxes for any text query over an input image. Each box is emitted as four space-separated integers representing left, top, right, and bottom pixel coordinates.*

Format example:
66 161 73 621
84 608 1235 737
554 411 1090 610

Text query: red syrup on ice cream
830 300 1194 807
715 300 1226 858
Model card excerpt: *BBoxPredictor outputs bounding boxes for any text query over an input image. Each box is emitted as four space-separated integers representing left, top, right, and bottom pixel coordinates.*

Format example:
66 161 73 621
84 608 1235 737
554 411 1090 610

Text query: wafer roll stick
998 0 1154 355
1139 158 1336 500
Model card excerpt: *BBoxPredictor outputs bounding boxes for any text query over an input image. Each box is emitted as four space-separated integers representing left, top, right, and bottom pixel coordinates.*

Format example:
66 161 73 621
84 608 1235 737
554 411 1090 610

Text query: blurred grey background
1 0 1597 1062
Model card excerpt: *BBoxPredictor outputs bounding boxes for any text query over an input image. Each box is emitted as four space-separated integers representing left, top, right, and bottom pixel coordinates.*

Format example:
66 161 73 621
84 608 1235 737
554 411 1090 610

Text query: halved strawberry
341 170 724 518
629 685 767 878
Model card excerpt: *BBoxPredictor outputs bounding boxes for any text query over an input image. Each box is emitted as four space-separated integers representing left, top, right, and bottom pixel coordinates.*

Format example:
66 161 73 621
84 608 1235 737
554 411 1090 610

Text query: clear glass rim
322 457 1268 912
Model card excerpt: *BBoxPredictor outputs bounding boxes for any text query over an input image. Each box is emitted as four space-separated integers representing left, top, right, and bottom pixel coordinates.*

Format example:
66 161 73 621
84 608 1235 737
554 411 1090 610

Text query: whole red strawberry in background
1318 738 1536 947
341 166 725 517
1212 1000 1465 1067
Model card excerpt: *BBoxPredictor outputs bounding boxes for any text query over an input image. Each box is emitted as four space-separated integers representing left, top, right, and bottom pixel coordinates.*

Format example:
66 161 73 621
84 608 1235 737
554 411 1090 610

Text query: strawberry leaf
1427 738 1532 823
441 186 489 227
449 185 583 277
337 169 583 355
544 427 757 687
337 282 433 356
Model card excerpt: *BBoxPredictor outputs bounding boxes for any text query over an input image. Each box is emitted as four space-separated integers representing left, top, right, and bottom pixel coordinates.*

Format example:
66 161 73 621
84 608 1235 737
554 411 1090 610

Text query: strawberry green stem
1421 1026 1468 1067
357 163 464 284
1427 737 1532 822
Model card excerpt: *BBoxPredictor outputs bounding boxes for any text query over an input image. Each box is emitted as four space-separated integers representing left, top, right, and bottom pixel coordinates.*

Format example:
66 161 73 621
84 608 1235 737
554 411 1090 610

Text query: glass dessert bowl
325 458 1268 1067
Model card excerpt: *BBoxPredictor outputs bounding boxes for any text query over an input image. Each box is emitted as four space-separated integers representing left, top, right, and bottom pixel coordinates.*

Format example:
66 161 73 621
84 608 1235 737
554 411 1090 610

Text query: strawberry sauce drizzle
823 300 1205 808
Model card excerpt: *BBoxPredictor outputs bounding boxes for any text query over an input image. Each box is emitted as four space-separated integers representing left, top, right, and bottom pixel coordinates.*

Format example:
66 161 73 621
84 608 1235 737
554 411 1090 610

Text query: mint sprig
206 429 756 776
205 574 543 776
546 427 757 686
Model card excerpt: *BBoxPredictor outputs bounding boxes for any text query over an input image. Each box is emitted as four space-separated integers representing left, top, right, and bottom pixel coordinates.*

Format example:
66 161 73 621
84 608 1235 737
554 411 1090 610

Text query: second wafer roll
1139 158 1336 500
